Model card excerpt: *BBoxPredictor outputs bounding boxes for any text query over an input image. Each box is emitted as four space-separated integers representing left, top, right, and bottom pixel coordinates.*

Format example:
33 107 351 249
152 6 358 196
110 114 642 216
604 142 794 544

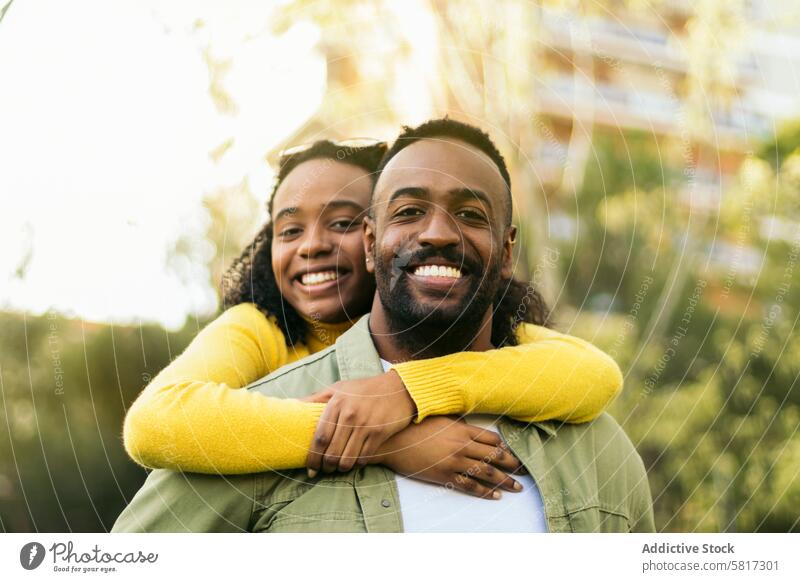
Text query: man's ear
363 216 376 274
501 224 517 280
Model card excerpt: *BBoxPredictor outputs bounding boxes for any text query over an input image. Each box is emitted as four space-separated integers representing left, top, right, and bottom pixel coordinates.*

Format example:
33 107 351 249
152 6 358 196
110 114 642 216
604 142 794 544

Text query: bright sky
0 0 326 329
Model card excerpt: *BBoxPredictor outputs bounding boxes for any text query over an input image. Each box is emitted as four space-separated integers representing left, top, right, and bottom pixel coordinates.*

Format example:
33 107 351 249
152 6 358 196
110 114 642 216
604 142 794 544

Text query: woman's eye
278 227 302 238
330 218 360 231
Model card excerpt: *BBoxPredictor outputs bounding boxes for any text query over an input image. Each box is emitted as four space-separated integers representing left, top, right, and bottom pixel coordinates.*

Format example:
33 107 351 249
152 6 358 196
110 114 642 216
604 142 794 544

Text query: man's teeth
300 271 339 286
412 265 463 279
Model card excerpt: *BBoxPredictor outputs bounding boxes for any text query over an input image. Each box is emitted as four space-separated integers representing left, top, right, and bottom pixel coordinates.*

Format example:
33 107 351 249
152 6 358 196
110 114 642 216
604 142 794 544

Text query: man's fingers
306 408 338 477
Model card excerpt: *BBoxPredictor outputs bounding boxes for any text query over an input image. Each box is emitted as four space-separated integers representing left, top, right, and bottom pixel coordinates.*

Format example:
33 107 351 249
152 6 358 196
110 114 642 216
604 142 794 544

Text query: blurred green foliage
0 313 202 532
563 126 800 532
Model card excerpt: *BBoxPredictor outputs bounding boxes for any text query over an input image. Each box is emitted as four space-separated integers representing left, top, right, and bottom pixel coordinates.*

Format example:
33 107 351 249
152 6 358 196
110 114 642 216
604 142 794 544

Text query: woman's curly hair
221 140 387 347
491 277 551 347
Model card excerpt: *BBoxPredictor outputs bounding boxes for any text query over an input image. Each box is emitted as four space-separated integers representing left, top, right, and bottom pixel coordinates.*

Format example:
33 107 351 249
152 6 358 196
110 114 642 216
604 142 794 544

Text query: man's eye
457 209 486 221
395 207 424 217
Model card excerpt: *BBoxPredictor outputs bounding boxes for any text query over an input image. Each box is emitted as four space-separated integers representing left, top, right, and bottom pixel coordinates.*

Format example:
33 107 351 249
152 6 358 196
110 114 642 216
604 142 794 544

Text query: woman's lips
294 270 351 294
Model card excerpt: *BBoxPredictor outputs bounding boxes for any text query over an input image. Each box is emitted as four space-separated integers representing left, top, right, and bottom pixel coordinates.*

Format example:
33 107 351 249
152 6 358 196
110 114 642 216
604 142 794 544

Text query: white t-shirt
382 359 548 532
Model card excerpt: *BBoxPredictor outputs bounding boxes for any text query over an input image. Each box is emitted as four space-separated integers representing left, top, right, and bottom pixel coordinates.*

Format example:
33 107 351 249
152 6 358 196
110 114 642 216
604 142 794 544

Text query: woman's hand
374 416 525 499
300 370 416 475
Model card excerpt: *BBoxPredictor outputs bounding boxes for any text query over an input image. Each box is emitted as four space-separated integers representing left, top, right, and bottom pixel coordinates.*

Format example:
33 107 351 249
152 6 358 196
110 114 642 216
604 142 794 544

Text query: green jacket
113 315 655 533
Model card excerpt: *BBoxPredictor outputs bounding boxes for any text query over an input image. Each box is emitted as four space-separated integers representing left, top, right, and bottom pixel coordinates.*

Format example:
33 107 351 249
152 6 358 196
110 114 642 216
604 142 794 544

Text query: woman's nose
297 228 334 258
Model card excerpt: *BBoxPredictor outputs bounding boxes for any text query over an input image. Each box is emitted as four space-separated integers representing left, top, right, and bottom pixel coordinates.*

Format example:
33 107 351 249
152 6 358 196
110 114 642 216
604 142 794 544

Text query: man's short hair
373 118 513 224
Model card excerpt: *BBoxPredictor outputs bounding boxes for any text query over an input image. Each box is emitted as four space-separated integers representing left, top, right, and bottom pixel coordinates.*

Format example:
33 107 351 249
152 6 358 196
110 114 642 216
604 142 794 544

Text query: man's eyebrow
450 187 493 210
387 186 430 205
387 186 495 210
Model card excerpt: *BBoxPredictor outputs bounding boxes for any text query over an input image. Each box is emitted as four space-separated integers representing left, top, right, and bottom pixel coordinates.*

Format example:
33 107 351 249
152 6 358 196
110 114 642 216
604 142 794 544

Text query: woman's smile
294 268 352 294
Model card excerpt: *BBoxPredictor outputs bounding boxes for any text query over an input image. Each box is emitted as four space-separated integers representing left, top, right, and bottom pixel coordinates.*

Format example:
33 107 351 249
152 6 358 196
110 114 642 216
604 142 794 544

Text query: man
113 119 654 532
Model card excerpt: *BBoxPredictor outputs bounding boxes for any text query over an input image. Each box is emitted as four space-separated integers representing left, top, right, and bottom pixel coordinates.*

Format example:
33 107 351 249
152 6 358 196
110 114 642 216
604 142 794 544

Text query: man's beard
374 244 503 359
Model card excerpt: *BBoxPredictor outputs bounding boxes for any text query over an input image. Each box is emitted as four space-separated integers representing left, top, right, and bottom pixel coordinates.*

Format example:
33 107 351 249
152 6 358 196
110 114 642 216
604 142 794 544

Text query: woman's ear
363 216 376 274
501 224 517 280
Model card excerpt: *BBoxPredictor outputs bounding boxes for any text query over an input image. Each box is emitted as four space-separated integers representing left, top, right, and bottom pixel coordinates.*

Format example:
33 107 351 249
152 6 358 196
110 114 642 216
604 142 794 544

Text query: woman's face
270 158 375 324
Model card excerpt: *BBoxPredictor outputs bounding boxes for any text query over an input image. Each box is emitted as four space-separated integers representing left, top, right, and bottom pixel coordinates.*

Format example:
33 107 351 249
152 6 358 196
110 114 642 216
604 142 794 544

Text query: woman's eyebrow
273 206 300 222
274 200 365 223
321 199 366 213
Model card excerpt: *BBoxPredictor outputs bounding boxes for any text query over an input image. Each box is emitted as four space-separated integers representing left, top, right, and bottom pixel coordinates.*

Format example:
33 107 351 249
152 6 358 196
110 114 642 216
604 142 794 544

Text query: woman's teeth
412 265 463 279
300 271 339 286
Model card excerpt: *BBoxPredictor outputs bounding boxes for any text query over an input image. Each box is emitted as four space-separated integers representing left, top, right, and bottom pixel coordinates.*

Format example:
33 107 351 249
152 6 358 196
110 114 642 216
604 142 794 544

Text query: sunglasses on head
277 138 386 161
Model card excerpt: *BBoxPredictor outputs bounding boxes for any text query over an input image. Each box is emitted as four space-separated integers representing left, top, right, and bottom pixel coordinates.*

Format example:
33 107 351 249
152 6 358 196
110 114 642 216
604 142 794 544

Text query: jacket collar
334 314 384 380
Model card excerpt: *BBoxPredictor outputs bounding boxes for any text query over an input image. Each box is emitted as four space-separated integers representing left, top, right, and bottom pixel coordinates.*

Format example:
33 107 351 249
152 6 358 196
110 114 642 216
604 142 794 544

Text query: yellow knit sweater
123 303 623 474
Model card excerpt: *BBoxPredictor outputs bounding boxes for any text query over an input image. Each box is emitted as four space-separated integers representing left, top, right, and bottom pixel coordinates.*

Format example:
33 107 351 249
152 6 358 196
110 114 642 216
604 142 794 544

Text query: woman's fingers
337 428 367 472
462 458 522 493
321 415 354 473
465 441 522 474
356 433 386 467
465 425 504 447
300 389 334 403
450 473 502 499
306 407 339 477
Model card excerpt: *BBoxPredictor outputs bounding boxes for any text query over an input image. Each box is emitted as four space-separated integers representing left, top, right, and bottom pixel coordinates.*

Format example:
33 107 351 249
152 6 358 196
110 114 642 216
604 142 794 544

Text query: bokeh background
2 0 799 532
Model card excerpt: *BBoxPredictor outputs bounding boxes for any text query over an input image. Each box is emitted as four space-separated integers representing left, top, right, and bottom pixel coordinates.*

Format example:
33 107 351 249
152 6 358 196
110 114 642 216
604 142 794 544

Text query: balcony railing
538 74 771 138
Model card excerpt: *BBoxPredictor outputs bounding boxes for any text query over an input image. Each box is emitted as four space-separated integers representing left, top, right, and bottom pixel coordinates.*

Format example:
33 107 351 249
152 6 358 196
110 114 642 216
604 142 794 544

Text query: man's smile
410 264 463 279
394 251 479 295
398 260 476 295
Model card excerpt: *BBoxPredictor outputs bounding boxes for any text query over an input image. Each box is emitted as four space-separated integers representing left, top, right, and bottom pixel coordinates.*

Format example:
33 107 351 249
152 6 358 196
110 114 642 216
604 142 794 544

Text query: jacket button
381 499 391 508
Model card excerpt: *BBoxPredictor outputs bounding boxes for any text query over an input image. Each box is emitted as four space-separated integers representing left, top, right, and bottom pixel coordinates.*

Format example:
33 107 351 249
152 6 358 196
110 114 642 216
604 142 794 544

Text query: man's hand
375 416 524 498
301 370 416 476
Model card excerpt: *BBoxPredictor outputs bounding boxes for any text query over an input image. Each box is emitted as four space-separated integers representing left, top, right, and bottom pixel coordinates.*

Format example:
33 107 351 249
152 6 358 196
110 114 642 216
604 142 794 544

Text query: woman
123 139 623 499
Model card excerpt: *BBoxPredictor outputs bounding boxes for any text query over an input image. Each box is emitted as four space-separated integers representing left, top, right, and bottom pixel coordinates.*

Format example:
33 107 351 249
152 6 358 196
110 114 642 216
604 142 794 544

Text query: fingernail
513 481 523 491
307 469 318 478
492 490 502 500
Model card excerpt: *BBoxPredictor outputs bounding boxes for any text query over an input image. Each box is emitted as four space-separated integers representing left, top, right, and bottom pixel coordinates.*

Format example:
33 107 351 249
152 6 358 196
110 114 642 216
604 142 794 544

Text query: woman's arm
307 324 623 472
123 303 325 473
392 323 624 423
126 303 620 475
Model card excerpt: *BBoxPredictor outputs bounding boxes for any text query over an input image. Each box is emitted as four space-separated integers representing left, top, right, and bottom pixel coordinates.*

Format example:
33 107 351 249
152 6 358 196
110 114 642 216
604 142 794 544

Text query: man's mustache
391 245 483 277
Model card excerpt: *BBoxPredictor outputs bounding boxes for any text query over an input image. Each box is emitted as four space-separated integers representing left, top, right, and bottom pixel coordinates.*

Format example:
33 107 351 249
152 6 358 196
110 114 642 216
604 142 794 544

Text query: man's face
365 137 516 335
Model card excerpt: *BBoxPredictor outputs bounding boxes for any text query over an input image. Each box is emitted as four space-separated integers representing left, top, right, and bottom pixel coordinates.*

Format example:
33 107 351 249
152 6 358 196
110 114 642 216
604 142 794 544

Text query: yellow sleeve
123 303 324 474
391 323 623 424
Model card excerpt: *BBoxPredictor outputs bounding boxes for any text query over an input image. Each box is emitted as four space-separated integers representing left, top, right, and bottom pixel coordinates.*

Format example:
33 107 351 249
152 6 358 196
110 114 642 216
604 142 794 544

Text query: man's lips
404 262 471 292
409 264 464 279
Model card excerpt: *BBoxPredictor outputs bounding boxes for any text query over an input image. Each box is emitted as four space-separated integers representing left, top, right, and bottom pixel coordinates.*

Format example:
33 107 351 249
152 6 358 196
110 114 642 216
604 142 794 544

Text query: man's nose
417 208 461 248
297 227 334 258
